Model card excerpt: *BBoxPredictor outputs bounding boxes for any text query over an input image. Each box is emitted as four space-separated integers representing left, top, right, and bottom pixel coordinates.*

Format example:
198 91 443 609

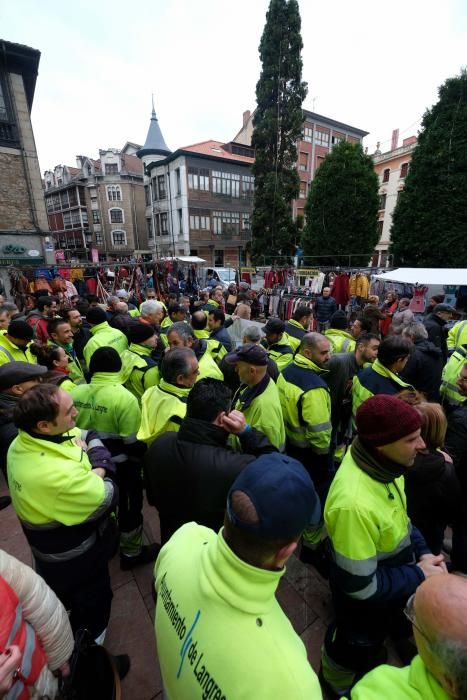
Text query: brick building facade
0 40 54 294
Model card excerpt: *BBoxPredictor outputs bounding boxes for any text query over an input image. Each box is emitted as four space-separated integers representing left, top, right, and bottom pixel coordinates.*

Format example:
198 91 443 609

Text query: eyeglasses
403 594 431 647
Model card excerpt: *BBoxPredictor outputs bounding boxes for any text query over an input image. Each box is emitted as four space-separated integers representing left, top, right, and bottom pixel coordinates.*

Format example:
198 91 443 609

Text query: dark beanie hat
89 347 122 374
86 307 107 325
356 394 422 447
128 323 155 344
7 320 34 341
330 310 348 330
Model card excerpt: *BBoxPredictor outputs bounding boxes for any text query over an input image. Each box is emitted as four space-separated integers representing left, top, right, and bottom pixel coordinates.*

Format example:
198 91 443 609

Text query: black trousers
35 528 114 639
114 459 143 536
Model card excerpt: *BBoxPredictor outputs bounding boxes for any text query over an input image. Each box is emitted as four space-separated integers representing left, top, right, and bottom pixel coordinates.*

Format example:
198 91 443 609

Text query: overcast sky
2 0 466 172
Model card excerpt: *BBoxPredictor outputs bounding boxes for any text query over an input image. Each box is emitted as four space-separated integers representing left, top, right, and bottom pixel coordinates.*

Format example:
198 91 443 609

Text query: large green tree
391 71 467 266
301 141 379 265
251 0 307 264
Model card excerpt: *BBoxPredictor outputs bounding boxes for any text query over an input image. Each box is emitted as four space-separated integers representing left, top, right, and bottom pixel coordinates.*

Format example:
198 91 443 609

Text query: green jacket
0 331 36 366
324 447 424 603
71 373 141 462
154 523 322 700
447 319 467 351
138 378 190 444
193 329 226 364
233 374 285 450
440 345 467 406
263 333 294 372
83 322 128 367
285 319 306 352
352 359 413 420
195 341 224 382
121 343 160 401
159 316 174 347
325 329 356 354
48 340 86 384
277 354 331 455
350 655 450 699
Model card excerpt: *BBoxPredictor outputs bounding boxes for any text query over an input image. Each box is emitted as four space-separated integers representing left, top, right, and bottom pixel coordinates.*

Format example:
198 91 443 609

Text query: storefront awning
373 268 467 286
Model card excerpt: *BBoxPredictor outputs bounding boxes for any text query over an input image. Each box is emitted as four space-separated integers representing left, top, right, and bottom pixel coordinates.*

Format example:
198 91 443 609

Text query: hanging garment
409 287 428 313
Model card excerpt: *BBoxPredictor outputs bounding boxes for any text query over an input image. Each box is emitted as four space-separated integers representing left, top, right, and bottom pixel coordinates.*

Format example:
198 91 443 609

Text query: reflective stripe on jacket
122 343 160 400
233 374 285 451
0 332 36 366
277 354 331 455
325 448 424 603
324 329 356 354
138 379 190 444
263 334 294 372
285 320 306 352
440 345 467 406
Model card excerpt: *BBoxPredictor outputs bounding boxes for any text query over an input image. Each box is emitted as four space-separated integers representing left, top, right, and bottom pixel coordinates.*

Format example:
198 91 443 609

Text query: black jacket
424 314 448 362
446 403 467 489
0 393 19 477
405 450 464 560
144 417 277 544
400 339 443 401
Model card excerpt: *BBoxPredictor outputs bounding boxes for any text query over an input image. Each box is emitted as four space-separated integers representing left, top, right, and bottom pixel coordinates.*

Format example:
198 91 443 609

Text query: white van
199 267 237 290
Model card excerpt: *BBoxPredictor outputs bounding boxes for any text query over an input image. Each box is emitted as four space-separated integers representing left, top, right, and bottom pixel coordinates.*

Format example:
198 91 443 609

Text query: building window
214 249 224 266
160 212 168 234
109 208 124 224
298 152 308 171
332 135 343 147
187 167 209 191
175 168 181 195
189 209 210 231
303 126 313 143
242 212 251 231
382 168 390 183
92 211 100 224
378 194 387 210
212 171 240 197
377 221 384 239
212 211 240 236
144 185 150 206
157 175 167 199
111 230 127 246
95 232 104 246
400 162 409 179
241 174 254 198
87 164 92 176
147 219 154 240
105 163 119 175
0 79 8 121
299 181 307 198
107 185 122 201
396 189 403 204
63 210 83 229
315 129 330 147
178 209 183 235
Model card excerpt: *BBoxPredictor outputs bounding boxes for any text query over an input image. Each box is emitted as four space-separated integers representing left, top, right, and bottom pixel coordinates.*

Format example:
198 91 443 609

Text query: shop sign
295 268 320 276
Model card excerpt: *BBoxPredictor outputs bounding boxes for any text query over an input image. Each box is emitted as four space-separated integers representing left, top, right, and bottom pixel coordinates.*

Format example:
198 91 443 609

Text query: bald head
414 574 467 697
236 304 251 320
115 301 128 314
299 332 331 369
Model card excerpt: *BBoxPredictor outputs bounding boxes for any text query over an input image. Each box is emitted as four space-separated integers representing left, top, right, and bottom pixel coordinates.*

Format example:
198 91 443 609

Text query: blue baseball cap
226 453 321 539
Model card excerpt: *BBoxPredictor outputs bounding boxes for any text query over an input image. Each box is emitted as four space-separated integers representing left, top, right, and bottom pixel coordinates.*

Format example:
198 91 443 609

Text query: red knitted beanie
356 394 422 447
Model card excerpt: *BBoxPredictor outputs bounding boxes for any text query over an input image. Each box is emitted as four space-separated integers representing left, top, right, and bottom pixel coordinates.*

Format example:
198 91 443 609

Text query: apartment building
44 144 149 263
138 108 254 267
373 135 417 266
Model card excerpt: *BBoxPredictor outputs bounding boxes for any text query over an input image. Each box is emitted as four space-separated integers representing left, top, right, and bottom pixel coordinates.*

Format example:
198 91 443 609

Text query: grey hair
161 347 196 385
300 332 327 352
403 321 428 342
108 295 119 306
431 638 467 699
141 299 164 316
115 301 128 313
168 321 195 343
0 302 18 313
242 325 262 344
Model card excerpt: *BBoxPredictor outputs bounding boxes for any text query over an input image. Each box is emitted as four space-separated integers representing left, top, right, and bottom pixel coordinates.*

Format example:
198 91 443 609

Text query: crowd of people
0 281 467 699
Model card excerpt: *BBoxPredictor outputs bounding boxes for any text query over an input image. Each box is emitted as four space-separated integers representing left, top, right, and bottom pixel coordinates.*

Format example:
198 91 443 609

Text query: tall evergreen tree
390 71 467 267
301 141 379 265
251 0 307 264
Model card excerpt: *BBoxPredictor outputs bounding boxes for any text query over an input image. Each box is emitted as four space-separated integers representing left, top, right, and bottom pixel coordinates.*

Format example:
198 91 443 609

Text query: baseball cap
0 362 47 392
225 343 268 366
226 453 321 539
433 303 456 314
262 318 285 334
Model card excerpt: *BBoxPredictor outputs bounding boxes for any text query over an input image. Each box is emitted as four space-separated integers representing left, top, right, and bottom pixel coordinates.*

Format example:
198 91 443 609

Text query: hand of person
221 410 247 435
92 468 106 479
418 553 447 577
0 646 22 694
439 450 453 464
59 661 70 678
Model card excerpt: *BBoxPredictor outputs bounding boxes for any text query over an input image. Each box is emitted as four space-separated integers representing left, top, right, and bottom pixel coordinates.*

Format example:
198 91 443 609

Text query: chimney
391 129 399 151
243 110 251 127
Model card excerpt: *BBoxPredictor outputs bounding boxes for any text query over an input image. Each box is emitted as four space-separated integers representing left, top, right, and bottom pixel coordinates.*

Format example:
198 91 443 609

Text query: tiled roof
180 140 254 164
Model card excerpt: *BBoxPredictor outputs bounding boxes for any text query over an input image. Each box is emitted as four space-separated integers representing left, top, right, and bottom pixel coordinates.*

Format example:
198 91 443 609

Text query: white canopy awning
373 268 467 286
160 256 206 264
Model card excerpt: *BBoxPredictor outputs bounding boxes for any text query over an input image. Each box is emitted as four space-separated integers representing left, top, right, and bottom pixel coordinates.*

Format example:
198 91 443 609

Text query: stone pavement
0 473 401 699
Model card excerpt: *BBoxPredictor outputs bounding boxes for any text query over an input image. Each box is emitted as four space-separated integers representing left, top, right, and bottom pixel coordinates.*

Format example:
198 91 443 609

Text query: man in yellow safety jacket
352 336 414 420
325 311 356 353
447 318 467 352
121 324 160 401
285 305 312 352
261 318 294 372
0 321 37 366
166 322 223 381
138 347 198 444
83 307 128 367
48 317 86 385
